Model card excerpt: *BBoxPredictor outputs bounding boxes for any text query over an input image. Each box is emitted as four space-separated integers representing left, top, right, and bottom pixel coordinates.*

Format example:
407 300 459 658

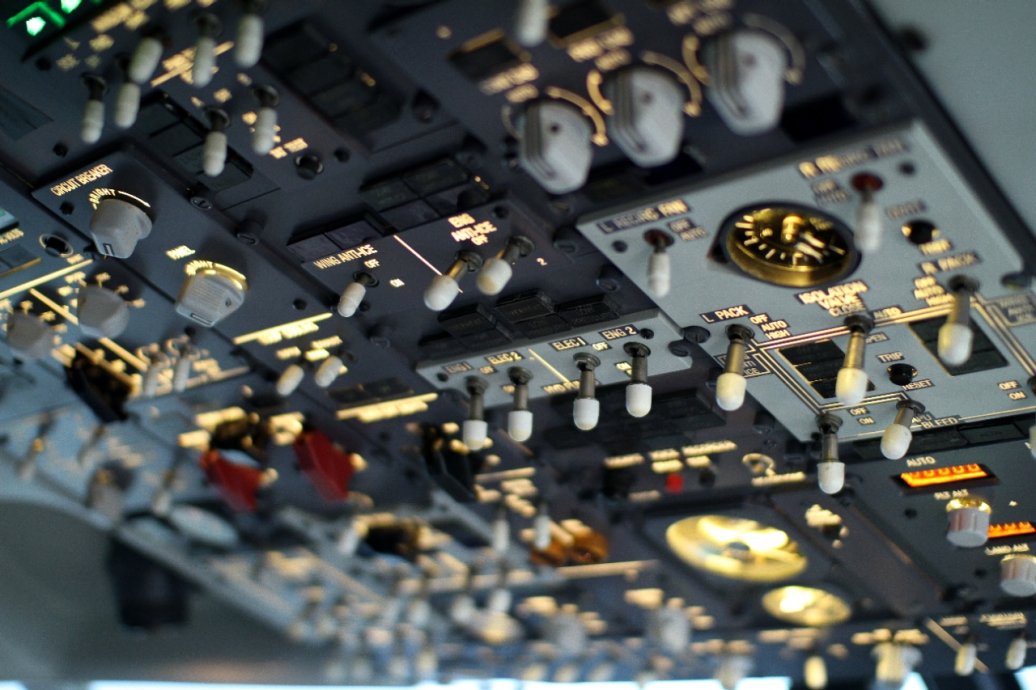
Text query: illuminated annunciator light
514 0 548 47
251 84 280 155
424 250 483 311
873 643 922 689
235 0 266 69
463 376 489 451
337 271 377 318
1000 554 1036 597
506 367 534 442
203 107 230 178
572 351 601 430
80 73 107 144
608 67 685 168
835 313 873 406
938 275 978 367
804 654 828 690
716 324 753 411
816 413 844 495
852 173 885 252
477 235 534 296
880 399 925 460
643 229 674 297
955 635 978 676
192 12 222 88
519 100 593 195
946 497 992 548
702 29 786 136
624 341 653 417
1007 632 1029 670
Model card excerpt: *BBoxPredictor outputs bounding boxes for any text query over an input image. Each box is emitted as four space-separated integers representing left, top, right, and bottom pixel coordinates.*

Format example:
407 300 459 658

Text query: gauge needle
794 242 825 261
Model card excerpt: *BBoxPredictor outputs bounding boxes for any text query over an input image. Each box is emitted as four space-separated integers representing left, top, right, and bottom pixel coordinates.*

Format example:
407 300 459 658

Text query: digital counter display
550 336 587 352
988 522 1036 539
897 463 992 488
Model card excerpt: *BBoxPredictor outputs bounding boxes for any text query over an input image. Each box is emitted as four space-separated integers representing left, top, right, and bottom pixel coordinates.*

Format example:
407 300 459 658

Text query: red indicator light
899 463 989 488
988 522 1036 539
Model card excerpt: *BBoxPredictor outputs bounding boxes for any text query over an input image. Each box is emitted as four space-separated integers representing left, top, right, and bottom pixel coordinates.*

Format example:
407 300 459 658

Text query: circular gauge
761 585 851 626
666 515 808 582
719 204 858 288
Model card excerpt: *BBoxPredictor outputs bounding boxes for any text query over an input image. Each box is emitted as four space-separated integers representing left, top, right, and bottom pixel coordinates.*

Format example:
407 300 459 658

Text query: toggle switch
816 413 844 495
114 68 141 130
804 655 827 690
835 314 874 406
873 643 922 688
506 367 534 442
644 230 673 298
171 341 198 393
491 503 509 554
1007 633 1029 670
624 342 652 417
716 324 753 411
1001 554 1036 597
852 173 884 253
203 107 230 177
487 584 513 614
647 603 691 655
477 236 534 296
276 362 305 397
532 500 551 551
955 637 978 676
192 13 222 88
174 263 248 327
80 74 107 144
89 197 153 259
78 285 130 338
234 0 265 68
128 31 166 85
946 497 991 548
424 251 483 311
514 0 549 47
338 272 377 318
314 354 345 389
572 352 601 430
702 29 787 136
880 399 925 459
463 376 489 451
519 100 593 194
607 66 685 168
252 85 279 155
6 312 53 361
449 590 477 626
140 349 168 398
938 275 978 367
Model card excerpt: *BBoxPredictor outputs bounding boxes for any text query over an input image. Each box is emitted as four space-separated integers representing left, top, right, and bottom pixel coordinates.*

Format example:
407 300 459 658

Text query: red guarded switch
293 428 355 501
199 449 264 513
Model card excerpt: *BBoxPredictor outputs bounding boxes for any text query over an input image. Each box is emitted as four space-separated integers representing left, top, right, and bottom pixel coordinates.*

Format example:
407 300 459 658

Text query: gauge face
721 205 858 288
761 586 852 627
666 515 808 582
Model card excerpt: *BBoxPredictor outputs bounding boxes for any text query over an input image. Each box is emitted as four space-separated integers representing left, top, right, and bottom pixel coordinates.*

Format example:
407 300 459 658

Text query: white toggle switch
716 324 753 411
128 35 164 84
449 593 476 625
804 656 827 690
955 641 977 676
873 643 921 687
491 507 509 553
514 0 549 47
715 655 753 690
78 286 130 338
252 86 279 155
647 605 690 655
425 252 482 311
835 314 873 406
172 349 193 393
463 419 488 451
6 312 53 361
314 355 344 388
533 502 551 550
1000 555 1036 597
140 352 167 398
338 272 376 317
114 82 141 129
487 586 512 614
81 74 107 144
203 108 230 177
852 175 885 253
880 400 924 460
608 67 685 167
507 367 534 442
648 247 671 298
406 597 432 629
192 13 221 87
816 414 844 495
235 9 264 68
174 263 247 327
573 352 601 430
463 377 489 451
946 500 991 548
1008 635 1029 670
703 29 787 135
477 236 534 296
519 100 593 194
90 198 153 259
277 363 305 397
624 342 652 417
938 276 978 367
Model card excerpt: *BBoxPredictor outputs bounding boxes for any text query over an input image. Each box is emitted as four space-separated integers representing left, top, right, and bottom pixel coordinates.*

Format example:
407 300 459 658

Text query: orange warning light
988 522 1036 539
898 463 990 488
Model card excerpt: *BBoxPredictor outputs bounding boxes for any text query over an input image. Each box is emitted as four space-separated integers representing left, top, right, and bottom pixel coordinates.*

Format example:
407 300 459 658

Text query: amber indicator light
988 522 1036 539
897 463 991 488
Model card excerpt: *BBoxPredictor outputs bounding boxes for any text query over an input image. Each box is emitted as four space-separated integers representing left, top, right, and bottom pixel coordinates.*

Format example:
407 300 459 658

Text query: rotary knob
1001 555 1036 597
946 499 991 548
